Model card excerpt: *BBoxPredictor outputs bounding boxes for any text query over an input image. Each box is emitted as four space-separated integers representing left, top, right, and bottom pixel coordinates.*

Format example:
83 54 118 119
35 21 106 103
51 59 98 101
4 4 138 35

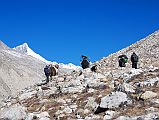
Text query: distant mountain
13 43 50 63
13 43 81 70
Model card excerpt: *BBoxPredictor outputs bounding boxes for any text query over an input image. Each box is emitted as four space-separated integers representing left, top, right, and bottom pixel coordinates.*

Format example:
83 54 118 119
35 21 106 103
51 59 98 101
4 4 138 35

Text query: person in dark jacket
131 52 139 69
44 65 50 83
118 54 128 67
80 55 90 69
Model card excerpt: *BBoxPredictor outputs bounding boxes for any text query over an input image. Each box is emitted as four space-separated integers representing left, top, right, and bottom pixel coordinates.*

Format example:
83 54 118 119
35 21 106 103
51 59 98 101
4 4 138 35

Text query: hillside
0 30 159 120
0 41 46 101
97 30 159 70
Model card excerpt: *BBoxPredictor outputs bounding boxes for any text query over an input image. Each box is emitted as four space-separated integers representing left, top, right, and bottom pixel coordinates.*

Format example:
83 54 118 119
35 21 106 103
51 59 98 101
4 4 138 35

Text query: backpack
124 58 128 63
118 55 128 63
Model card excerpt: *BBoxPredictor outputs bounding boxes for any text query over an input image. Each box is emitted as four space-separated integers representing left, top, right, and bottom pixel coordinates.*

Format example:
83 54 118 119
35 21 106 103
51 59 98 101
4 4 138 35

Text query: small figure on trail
44 65 50 83
118 54 128 67
80 55 90 69
131 52 139 69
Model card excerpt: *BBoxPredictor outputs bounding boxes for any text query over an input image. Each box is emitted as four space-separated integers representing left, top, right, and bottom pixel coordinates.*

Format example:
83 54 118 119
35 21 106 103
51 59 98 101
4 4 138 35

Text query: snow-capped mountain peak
13 43 49 63
14 43 29 53
13 43 81 70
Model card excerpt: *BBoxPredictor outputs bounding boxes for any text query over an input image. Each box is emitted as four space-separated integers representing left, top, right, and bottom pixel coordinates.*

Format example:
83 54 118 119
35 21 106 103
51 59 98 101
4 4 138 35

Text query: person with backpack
80 55 90 69
131 52 139 69
44 65 50 83
118 54 128 67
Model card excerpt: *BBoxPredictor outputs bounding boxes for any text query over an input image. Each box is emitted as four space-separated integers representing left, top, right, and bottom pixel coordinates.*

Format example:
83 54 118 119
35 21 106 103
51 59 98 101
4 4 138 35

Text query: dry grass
112 105 149 119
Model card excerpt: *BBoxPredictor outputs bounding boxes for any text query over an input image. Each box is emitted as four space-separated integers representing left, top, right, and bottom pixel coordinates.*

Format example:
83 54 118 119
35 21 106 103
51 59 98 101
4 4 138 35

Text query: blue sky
0 0 159 65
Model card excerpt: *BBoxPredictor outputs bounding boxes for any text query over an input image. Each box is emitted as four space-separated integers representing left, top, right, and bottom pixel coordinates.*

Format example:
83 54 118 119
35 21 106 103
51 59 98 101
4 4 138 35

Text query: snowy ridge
13 43 50 63
59 63 81 70
13 43 81 70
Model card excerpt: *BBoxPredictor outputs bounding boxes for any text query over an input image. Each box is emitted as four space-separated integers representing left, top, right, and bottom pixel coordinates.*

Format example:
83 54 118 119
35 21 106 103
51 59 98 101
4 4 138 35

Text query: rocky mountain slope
0 30 159 120
97 30 159 70
0 41 46 101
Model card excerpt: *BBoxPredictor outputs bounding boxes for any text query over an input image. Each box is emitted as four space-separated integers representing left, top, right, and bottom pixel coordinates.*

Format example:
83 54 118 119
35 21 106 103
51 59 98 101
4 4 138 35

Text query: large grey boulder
100 91 132 109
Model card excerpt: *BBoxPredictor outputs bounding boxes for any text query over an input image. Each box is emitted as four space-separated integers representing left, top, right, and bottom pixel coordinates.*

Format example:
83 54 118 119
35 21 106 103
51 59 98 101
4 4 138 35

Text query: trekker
80 55 90 69
131 52 139 69
44 65 50 83
118 54 128 67
50 64 58 80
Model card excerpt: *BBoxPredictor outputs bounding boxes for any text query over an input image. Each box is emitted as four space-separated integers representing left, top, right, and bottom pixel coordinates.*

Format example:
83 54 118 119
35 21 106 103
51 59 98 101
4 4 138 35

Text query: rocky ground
0 64 159 120
0 30 159 120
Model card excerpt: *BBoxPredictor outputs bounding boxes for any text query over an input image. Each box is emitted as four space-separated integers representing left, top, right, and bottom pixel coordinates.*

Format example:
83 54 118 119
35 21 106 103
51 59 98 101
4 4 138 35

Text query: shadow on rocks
94 106 109 114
